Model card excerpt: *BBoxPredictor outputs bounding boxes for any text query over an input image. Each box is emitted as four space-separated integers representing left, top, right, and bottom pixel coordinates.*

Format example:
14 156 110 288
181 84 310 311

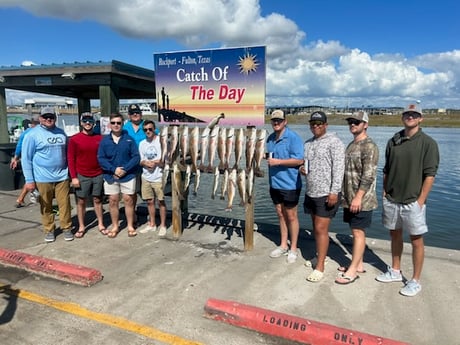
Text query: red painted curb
204 298 409 345
0 248 103 287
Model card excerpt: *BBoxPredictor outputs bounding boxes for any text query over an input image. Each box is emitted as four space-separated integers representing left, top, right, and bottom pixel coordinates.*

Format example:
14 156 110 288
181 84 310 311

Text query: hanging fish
199 127 210 171
220 168 229 200
245 127 257 170
254 129 267 177
225 168 237 211
180 125 189 165
211 166 220 199
247 166 254 203
160 126 168 163
162 162 170 190
167 125 179 163
207 125 219 173
225 127 235 170
172 163 184 201
234 127 245 169
189 126 200 172
237 168 246 207
183 164 192 193
217 127 227 172
193 169 201 196
207 112 225 130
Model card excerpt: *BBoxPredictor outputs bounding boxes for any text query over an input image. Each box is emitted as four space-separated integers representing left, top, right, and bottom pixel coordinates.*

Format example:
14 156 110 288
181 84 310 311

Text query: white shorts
382 198 428 236
104 178 136 195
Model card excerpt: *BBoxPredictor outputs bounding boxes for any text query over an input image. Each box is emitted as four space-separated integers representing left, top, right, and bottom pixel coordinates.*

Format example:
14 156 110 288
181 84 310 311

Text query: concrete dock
0 188 459 345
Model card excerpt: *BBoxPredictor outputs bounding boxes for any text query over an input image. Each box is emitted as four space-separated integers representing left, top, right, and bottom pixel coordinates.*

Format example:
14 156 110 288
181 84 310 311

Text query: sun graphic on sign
237 53 259 75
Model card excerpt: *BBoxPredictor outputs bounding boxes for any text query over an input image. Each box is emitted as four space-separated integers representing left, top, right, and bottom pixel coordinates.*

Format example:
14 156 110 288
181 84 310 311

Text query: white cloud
1 0 459 108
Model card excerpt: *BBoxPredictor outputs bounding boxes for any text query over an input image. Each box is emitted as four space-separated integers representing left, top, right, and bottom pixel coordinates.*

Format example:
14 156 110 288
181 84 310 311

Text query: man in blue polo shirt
266 109 304 264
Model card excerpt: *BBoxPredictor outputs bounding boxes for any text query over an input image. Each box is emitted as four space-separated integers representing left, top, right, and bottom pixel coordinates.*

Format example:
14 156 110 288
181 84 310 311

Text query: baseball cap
128 104 142 115
346 111 369 123
80 112 94 121
403 104 422 116
270 109 285 120
40 107 56 116
309 111 327 123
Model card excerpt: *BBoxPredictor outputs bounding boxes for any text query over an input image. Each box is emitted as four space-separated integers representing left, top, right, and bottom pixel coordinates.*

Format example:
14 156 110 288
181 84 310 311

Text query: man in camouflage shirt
335 111 379 285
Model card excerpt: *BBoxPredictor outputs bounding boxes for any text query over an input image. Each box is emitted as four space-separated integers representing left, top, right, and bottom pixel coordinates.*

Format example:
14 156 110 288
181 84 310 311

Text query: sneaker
286 250 298 264
158 226 167 237
139 225 157 234
63 230 74 241
375 266 403 283
45 232 55 243
400 279 422 297
269 246 288 258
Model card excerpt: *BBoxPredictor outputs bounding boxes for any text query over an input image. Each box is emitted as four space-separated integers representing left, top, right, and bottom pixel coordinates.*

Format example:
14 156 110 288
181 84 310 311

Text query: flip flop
74 229 85 238
128 229 137 237
337 266 366 274
306 269 324 283
335 273 360 285
107 230 119 238
99 228 109 235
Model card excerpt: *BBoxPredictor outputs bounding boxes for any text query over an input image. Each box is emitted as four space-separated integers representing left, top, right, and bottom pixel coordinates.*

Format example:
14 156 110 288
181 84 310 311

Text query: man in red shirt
67 112 105 238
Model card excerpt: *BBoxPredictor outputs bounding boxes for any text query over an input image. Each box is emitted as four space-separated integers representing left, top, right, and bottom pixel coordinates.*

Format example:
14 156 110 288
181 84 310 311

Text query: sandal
306 269 324 283
335 273 360 285
337 266 366 274
107 229 119 238
99 228 109 235
74 229 85 238
15 201 25 208
128 229 137 237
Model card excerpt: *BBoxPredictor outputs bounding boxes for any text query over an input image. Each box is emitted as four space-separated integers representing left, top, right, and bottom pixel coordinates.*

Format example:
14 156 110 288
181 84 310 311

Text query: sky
0 0 459 109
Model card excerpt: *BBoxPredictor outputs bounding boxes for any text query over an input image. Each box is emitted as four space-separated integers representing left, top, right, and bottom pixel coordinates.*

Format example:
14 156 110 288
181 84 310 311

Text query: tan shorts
104 178 136 195
141 177 164 201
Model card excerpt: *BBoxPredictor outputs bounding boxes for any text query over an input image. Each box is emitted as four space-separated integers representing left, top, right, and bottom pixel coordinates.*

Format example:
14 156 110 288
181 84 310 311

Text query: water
187 124 460 251
14 114 459 250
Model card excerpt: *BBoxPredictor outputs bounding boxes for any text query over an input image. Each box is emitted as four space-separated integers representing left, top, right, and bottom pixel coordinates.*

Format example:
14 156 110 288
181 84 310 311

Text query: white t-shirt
139 136 163 182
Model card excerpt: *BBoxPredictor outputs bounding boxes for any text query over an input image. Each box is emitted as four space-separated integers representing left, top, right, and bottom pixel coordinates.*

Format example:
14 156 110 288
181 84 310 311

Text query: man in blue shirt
98 113 140 238
22 107 74 243
266 110 304 263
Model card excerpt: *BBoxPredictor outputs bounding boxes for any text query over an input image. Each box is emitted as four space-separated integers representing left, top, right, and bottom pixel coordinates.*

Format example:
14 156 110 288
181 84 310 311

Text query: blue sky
1 0 459 108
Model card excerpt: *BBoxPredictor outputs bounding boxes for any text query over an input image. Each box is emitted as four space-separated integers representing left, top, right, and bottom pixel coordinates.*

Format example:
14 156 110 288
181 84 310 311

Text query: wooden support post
244 191 254 251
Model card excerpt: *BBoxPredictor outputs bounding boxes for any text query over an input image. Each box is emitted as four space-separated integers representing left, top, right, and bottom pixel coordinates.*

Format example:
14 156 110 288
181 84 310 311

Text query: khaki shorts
104 178 136 195
382 198 428 235
141 177 164 201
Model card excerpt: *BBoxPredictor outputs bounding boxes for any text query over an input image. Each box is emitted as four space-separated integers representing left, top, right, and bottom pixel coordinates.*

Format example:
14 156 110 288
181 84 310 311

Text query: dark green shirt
384 129 439 204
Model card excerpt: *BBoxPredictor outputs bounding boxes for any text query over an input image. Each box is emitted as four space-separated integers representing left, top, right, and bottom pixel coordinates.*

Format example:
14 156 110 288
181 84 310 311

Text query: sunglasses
347 119 363 126
81 119 95 124
143 127 154 132
309 121 324 127
402 112 421 119
42 114 56 120
110 121 122 125
271 118 284 124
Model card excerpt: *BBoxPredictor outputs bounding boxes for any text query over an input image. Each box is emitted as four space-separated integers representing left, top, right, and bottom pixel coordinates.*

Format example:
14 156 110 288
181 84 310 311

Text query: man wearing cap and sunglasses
301 111 345 282
335 111 379 285
376 104 439 297
67 112 105 238
22 107 74 242
98 113 140 238
266 109 304 264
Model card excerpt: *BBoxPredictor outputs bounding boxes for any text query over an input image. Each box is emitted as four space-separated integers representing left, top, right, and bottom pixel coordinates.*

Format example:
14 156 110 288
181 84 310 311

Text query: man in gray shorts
376 104 439 297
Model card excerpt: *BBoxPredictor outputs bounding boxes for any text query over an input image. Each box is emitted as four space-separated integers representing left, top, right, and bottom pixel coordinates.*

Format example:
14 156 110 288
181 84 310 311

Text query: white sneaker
269 246 288 258
158 226 167 237
286 250 298 264
139 224 157 234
